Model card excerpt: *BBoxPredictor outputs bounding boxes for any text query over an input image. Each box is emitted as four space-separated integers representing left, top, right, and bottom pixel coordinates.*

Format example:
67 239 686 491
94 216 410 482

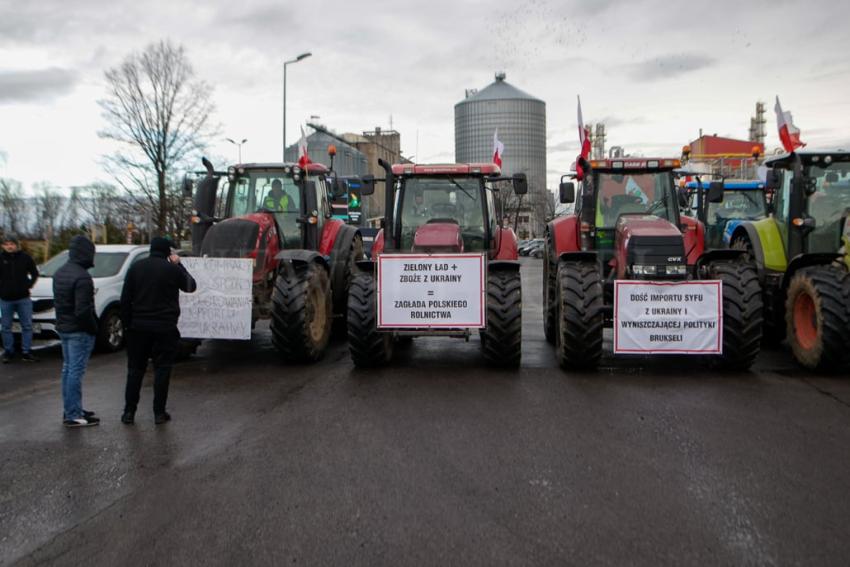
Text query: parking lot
2 258 850 566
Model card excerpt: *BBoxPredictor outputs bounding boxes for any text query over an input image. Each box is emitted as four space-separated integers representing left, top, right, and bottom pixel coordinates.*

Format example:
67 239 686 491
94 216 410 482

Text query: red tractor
347 160 527 367
544 157 763 370
185 156 367 361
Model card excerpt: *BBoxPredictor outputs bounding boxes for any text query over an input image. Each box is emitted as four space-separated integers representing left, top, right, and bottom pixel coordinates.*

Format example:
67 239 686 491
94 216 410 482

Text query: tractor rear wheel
481 269 522 367
271 262 332 362
556 260 603 370
785 266 850 371
347 270 392 367
707 261 763 370
542 233 557 345
731 234 785 344
332 234 364 336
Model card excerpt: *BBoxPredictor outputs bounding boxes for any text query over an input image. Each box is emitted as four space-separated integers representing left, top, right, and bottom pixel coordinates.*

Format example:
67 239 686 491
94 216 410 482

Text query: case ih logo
624 161 644 168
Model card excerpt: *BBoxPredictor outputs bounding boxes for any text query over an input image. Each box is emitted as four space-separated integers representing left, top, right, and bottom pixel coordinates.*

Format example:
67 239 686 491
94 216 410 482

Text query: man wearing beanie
53 235 99 426
1 233 40 363
120 237 196 425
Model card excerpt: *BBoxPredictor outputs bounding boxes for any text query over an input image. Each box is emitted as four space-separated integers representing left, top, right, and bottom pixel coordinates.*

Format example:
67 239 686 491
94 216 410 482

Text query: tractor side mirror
360 175 376 196
512 173 528 195
707 181 725 203
559 181 576 204
765 169 781 190
677 187 689 210
181 175 194 198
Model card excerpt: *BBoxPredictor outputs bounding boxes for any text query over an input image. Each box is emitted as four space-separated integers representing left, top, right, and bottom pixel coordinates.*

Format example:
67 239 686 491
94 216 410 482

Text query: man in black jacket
121 237 196 425
1 233 40 363
53 235 100 427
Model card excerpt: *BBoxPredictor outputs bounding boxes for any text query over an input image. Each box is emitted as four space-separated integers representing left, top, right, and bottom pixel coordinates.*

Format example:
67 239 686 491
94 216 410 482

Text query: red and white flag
298 125 311 168
576 95 592 179
775 96 806 153
492 129 504 168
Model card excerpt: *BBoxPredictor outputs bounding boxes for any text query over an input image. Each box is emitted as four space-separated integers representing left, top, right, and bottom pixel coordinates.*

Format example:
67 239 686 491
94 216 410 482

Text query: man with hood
53 235 100 427
121 237 197 425
1 233 40 363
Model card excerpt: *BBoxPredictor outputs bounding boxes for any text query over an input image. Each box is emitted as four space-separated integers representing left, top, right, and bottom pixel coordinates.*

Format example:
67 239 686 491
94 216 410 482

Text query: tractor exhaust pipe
379 158 395 251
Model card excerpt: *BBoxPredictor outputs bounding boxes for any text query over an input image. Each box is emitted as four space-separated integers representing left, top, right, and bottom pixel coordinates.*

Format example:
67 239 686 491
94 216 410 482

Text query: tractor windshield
806 162 850 252
594 171 675 228
707 190 766 224
398 176 485 250
229 170 303 247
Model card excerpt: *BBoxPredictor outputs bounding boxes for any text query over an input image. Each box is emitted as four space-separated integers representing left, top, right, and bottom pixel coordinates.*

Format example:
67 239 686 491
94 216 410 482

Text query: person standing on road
53 235 100 427
1 233 40 364
121 237 197 425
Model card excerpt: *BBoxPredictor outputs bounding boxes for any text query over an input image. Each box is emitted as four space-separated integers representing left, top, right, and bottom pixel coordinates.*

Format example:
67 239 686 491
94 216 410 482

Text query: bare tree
99 40 216 233
0 178 27 236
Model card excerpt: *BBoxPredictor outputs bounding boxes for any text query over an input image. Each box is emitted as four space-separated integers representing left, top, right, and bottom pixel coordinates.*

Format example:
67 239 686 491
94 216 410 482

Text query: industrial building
455 72 547 236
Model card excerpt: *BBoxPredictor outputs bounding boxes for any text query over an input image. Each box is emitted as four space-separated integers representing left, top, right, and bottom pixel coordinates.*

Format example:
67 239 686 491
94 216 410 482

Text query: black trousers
124 329 179 415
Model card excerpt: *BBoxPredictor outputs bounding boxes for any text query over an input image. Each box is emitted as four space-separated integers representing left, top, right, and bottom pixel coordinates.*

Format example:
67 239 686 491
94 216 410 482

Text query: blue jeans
60 332 95 420
1 298 33 354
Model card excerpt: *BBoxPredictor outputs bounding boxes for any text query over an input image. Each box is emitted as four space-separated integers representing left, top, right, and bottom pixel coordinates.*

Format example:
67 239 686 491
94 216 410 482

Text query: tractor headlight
632 264 657 276
664 264 687 276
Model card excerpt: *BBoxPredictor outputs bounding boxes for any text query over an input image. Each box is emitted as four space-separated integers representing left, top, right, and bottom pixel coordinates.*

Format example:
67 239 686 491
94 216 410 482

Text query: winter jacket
0 249 39 301
53 236 98 335
121 251 197 333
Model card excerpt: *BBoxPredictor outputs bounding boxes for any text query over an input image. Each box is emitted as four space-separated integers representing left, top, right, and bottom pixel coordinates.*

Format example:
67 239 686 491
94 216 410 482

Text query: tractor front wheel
556 260 603 370
347 270 392 367
271 262 332 362
542 233 557 345
707 261 763 370
785 266 850 371
481 269 522 367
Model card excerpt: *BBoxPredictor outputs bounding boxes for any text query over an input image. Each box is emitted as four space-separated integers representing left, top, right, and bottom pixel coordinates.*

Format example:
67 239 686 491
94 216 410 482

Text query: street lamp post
226 138 248 163
283 52 312 162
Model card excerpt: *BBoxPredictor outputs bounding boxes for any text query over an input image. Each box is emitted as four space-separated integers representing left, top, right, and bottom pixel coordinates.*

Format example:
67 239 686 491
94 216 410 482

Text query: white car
13 245 150 352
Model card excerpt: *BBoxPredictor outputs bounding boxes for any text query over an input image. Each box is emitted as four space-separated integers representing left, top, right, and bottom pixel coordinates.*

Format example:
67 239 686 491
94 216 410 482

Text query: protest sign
178 257 253 340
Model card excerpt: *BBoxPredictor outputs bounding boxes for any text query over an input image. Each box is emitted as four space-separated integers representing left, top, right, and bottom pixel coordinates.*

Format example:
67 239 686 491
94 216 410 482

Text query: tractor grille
201 220 260 258
627 235 686 279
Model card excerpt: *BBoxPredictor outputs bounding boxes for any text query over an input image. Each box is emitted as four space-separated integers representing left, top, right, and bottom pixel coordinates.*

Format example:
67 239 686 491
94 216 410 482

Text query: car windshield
230 170 303 246
806 162 850 252
398 176 485 250
594 171 675 227
39 251 129 278
707 190 766 224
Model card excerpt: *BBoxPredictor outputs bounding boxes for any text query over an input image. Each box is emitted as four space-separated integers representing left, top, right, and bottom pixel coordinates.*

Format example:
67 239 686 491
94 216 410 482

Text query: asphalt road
2 258 850 566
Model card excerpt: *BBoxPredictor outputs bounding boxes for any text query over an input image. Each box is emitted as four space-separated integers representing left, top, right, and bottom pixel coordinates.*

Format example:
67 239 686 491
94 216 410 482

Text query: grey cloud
549 140 579 153
619 53 715 82
0 68 78 103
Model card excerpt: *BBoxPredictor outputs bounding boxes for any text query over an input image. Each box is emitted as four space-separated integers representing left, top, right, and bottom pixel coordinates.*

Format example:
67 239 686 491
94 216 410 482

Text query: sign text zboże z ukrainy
378 254 485 328
614 280 722 354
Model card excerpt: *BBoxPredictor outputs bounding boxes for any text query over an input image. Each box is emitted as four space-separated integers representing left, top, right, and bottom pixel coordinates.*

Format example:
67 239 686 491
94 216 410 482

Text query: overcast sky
1 0 849 195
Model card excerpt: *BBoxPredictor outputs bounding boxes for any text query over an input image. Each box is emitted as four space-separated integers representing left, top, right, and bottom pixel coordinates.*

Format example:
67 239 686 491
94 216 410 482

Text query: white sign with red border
614 280 722 354
378 254 486 329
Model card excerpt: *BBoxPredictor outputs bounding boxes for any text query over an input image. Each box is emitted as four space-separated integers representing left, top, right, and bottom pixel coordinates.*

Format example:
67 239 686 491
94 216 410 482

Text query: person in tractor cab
410 188 429 218
263 179 296 212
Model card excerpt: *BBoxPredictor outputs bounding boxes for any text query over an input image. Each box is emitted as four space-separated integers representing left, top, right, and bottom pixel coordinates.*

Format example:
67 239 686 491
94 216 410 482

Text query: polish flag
576 95 592 179
774 96 806 153
298 126 311 168
492 129 504 168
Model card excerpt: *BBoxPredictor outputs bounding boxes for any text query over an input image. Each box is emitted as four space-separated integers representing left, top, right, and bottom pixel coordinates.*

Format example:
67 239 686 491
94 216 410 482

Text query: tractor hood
412 222 464 253
615 215 686 278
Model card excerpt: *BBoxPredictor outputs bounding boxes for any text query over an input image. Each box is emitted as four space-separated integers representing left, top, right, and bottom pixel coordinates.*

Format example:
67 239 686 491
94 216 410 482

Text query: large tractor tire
332 234 364 336
707 261 763 370
785 266 850 372
542 234 557 345
481 269 522 367
270 262 332 362
731 234 785 345
347 270 392 367
556 260 604 370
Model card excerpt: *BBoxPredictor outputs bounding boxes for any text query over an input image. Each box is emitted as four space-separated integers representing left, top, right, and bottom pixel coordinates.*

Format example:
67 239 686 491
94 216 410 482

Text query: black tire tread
481 269 522 367
557 260 603 369
708 261 763 370
347 270 392 367
270 262 331 362
543 231 557 345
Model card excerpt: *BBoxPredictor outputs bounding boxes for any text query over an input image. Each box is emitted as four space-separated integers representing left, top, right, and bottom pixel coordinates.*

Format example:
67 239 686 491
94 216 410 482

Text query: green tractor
729 149 850 371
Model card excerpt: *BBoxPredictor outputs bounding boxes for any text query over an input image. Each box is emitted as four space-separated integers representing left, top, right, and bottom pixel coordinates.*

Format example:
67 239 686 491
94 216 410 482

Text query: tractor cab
684 180 768 248
372 162 527 257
